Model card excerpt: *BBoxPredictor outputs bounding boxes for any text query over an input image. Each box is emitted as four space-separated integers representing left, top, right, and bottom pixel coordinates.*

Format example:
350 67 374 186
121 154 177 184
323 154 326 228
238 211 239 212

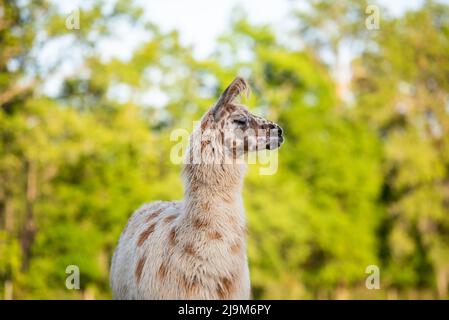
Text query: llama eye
233 118 248 126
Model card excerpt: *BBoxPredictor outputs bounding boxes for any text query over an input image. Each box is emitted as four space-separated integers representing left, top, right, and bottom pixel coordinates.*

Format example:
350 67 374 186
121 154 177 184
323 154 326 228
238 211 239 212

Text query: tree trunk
4 280 13 300
20 160 38 271
4 197 14 231
436 269 448 299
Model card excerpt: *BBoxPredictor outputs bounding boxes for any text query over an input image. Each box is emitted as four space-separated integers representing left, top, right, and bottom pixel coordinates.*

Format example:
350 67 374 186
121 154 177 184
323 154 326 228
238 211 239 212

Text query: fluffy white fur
110 77 283 300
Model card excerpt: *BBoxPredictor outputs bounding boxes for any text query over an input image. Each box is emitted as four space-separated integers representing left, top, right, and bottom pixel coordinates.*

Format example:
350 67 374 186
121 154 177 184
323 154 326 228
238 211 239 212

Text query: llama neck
181 163 247 235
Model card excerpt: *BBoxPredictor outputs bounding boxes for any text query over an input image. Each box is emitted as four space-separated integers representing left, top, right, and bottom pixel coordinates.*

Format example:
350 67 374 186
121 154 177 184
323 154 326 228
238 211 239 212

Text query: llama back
110 198 251 299
110 200 180 299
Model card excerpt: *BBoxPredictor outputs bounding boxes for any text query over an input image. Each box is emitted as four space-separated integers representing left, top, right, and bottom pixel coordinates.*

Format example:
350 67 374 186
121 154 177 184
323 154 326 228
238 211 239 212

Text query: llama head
192 77 284 164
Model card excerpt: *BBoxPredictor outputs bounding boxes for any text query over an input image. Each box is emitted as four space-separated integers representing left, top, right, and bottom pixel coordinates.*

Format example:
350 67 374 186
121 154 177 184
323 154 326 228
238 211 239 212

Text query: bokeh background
1 0 449 299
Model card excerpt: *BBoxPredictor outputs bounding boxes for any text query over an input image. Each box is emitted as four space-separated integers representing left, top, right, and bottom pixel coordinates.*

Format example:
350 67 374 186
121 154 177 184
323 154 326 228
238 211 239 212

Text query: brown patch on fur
230 241 242 254
248 117 260 131
190 183 199 193
224 104 237 114
182 274 199 297
145 208 163 223
184 243 196 256
157 263 168 280
227 215 239 229
164 215 177 224
208 230 222 240
217 276 235 299
221 191 233 203
135 256 146 282
201 139 211 150
201 201 211 211
201 116 211 131
192 217 210 230
169 228 177 246
137 223 156 246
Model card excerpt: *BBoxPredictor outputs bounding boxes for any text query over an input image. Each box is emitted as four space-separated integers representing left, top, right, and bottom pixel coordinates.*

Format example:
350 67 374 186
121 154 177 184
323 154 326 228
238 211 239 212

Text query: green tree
0 0 194 299
200 16 382 299
352 1 449 298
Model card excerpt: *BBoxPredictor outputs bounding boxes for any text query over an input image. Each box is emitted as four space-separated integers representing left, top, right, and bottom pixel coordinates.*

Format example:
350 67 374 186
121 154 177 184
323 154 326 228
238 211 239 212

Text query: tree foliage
0 0 448 299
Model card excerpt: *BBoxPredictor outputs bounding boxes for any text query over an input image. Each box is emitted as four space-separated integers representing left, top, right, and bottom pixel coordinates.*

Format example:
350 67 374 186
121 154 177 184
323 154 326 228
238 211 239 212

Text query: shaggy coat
110 77 283 299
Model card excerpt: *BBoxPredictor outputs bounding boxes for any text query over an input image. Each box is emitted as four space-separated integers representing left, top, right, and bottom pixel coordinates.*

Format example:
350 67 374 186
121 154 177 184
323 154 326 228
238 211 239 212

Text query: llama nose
277 126 283 137
277 126 284 145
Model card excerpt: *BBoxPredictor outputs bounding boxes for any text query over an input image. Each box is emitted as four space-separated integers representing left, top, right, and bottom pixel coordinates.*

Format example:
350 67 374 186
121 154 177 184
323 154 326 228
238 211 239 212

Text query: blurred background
1 0 449 299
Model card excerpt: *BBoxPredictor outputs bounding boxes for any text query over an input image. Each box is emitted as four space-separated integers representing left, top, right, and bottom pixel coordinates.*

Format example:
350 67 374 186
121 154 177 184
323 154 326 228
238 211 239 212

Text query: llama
110 77 284 299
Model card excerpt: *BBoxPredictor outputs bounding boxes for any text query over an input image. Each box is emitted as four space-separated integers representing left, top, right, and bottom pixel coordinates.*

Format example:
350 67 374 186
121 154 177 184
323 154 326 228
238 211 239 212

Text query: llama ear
211 77 249 121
